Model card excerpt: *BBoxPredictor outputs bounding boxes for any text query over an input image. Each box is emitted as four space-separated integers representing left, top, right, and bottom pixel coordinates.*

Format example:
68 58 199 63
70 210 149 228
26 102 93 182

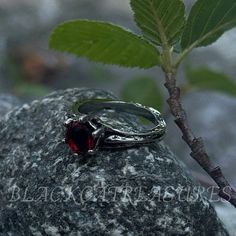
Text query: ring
64 99 166 155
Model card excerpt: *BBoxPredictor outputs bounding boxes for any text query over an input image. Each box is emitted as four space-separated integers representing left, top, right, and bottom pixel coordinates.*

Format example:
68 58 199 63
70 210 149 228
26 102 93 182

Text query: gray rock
0 94 21 117
0 88 228 236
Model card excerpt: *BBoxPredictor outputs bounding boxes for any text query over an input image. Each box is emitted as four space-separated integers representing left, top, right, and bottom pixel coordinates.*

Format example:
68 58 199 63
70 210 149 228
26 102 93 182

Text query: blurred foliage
89 66 114 82
186 67 236 97
4 56 50 97
120 67 236 112
121 76 163 111
13 83 50 97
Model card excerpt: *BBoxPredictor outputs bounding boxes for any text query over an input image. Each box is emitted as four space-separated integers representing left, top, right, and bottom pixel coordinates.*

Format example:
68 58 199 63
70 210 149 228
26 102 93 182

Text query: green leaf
121 76 164 111
186 67 236 97
130 0 186 46
49 20 161 68
181 0 236 50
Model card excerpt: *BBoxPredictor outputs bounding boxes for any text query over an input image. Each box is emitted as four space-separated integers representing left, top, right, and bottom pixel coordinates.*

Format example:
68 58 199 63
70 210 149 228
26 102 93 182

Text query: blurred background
0 0 236 233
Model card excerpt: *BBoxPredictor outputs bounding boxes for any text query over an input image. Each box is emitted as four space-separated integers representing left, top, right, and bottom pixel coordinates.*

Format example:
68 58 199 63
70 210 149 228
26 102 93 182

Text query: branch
164 71 236 207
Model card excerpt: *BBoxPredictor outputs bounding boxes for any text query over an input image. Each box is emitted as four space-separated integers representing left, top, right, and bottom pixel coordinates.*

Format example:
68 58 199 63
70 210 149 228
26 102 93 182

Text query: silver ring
65 100 166 155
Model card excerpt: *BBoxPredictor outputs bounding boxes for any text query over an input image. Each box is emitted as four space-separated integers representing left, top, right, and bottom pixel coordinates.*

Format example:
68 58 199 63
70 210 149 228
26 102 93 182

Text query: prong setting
64 118 74 126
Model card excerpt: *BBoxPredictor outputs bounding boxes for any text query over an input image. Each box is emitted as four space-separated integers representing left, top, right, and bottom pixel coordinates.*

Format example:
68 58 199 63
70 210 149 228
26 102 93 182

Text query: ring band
65 100 166 154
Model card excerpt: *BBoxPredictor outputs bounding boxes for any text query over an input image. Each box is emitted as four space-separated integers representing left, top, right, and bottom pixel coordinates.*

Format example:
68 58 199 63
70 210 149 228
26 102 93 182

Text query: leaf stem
174 43 197 69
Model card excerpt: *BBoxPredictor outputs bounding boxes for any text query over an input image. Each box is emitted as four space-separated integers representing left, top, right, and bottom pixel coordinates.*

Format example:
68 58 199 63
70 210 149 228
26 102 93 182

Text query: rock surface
0 88 228 236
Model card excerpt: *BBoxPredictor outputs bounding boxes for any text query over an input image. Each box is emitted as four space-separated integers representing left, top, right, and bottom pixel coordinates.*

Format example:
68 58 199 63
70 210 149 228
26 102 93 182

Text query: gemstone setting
65 120 95 154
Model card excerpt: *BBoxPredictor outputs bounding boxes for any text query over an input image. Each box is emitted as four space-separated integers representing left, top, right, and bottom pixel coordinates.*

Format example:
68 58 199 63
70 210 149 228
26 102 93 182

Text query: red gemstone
65 121 95 154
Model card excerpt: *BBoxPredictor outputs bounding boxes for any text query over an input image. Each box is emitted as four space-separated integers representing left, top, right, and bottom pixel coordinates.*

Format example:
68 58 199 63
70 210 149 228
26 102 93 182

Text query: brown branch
164 71 236 207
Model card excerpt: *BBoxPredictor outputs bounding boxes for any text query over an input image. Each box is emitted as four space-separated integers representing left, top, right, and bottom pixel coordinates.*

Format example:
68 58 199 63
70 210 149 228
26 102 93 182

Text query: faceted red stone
65 121 95 154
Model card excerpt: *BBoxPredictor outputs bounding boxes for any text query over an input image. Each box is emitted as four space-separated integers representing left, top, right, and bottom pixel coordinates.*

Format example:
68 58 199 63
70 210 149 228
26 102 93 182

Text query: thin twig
164 71 236 207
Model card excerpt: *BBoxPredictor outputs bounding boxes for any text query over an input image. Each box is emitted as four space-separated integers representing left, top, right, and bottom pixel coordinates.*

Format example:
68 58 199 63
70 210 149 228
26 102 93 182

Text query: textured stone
0 88 228 236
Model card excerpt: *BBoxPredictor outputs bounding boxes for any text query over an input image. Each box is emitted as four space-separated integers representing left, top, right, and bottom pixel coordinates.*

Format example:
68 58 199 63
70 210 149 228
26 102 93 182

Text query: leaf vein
215 2 236 28
199 0 222 39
